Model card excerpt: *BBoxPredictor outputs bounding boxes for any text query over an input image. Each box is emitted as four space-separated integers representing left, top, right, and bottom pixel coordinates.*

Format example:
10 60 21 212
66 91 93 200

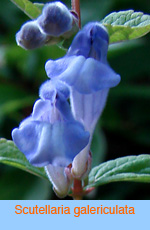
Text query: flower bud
71 146 92 179
45 165 72 198
37 2 73 36
16 21 47 50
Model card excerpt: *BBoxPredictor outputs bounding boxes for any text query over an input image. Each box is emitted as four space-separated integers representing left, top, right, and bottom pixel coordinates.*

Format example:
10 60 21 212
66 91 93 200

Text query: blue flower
45 22 120 134
12 22 121 196
12 81 89 168
45 22 120 94
45 22 121 178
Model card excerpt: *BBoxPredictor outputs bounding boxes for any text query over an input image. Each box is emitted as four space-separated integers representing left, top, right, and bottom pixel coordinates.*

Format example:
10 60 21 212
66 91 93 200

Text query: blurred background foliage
0 0 150 200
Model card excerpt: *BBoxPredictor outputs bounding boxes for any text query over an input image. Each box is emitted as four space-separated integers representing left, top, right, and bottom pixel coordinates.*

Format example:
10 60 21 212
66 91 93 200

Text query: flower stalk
71 0 81 28
72 179 83 200
70 178 95 199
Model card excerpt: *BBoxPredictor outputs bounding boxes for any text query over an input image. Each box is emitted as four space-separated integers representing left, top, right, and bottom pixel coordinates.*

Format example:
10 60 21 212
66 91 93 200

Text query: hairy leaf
0 138 48 180
86 155 150 189
102 10 150 43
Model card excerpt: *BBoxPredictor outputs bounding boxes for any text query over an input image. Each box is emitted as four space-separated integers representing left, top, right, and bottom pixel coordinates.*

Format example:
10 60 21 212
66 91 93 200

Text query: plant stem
73 179 83 200
71 0 81 28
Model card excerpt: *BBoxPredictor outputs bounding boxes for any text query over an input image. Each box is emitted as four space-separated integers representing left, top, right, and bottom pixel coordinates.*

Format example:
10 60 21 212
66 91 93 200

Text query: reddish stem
71 0 81 28
72 179 83 200
69 179 95 199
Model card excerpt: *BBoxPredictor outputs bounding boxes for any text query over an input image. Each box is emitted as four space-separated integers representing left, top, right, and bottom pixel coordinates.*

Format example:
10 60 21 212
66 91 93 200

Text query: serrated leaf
102 10 150 43
0 138 48 180
10 0 42 19
86 155 150 189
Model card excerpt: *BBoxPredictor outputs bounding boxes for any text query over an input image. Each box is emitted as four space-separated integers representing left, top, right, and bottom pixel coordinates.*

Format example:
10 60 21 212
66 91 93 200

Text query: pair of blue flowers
12 2 120 197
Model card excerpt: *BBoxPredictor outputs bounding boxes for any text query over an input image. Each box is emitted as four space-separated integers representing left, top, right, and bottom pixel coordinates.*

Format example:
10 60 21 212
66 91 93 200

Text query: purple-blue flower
12 81 89 168
12 21 121 197
45 22 120 94
45 22 120 134
45 22 120 178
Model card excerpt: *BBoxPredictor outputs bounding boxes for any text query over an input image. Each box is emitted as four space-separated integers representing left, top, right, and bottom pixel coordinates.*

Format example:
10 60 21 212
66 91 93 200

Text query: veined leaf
86 155 150 189
0 138 48 180
10 0 42 19
102 10 150 43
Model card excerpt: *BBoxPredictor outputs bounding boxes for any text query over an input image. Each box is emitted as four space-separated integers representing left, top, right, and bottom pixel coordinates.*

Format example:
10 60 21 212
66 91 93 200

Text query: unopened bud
71 146 92 179
45 165 72 198
16 21 47 50
37 1 73 36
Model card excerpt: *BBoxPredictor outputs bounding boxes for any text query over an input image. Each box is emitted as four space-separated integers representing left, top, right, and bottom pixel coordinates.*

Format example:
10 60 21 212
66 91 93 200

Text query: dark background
0 0 150 199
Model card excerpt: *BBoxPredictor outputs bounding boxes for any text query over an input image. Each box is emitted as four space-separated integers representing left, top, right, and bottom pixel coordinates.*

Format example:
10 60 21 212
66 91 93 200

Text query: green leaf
34 2 44 11
0 138 48 180
86 155 150 189
10 0 42 19
102 10 150 43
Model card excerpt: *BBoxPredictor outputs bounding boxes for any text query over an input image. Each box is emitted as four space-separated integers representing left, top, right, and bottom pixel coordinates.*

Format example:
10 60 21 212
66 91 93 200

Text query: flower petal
32 99 52 122
83 22 109 43
45 55 120 94
67 22 109 61
67 31 91 58
39 80 70 102
57 56 86 85
39 80 57 101
12 121 54 167
72 58 120 94
12 118 89 167
45 56 77 79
